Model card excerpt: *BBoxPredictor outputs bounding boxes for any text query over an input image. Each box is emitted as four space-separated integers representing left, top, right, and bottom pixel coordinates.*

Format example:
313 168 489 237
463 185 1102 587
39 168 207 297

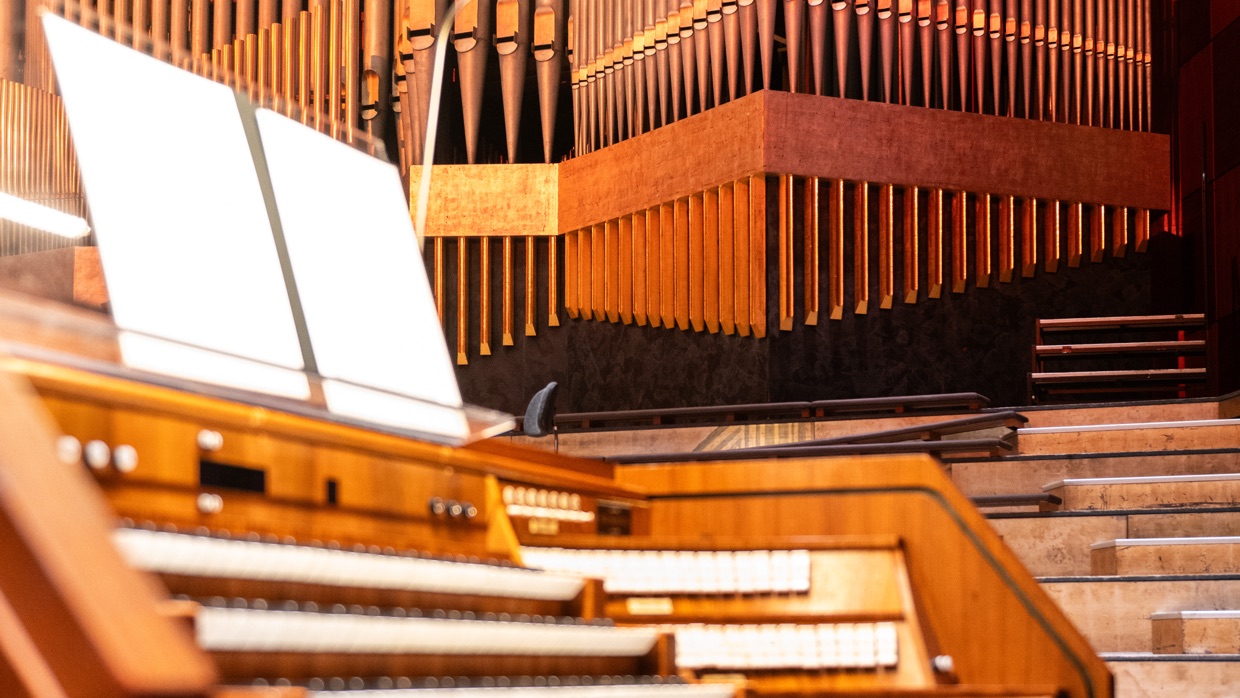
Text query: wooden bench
1030 314 1208 403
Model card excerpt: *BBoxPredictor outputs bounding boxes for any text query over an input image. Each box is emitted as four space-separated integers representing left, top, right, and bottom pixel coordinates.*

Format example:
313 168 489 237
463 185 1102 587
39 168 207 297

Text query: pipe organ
0 289 1111 697
0 0 1169 365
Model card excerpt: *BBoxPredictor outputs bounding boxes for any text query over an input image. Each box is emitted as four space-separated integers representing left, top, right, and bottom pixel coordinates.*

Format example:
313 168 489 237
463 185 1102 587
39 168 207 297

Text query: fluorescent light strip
0 191 91 239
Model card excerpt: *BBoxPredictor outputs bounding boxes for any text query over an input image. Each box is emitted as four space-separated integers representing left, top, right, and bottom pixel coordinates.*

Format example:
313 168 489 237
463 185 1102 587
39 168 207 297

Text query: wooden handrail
517 392 991 433
753 411 1027 449
604 438 1015 464
972 494 1064 508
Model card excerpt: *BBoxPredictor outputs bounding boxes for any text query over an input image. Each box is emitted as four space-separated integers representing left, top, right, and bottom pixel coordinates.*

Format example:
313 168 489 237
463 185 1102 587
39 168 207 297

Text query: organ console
0 288 1109 697
0 0 1170 692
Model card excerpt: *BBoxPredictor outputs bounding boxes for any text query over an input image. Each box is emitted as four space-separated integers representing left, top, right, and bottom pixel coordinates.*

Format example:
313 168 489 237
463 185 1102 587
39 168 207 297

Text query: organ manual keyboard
0 290 1109 698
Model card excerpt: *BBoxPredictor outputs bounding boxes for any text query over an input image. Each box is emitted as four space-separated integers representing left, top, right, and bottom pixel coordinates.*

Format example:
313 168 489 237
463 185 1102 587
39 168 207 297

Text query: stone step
1151 611 1240 654
1018 399 1221 429
951 450 1240 499
1092 538 1240 576
1040 576 1240 653
1044 473 1240 512
988 510 1240 577
1016 420 1240 456
1107 655 1240 697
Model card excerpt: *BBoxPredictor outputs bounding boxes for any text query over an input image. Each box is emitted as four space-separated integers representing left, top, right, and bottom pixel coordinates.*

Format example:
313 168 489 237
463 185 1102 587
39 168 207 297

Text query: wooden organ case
0 292 1108 698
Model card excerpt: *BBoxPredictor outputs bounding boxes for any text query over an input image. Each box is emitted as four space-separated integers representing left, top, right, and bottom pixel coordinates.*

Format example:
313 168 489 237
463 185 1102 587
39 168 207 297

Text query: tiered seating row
672 623 898 671
521 548 811 595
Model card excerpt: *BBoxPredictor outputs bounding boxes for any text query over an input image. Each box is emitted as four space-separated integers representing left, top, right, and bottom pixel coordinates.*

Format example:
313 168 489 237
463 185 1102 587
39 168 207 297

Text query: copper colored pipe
678 0 696 117
833 0 852 97
904 186 920 302
970 0 985 111
975 192 990 287
655 2 670 123
954 0 969 110
757 0 776 89
1002 0 1015 115
810 0 829 95
668 0 683 119
723 0 740 100
786 0 806 92
739 0 756 94
936 0 951 107
1045 0 1057 120
1059 0 1070 123
855 181 871 313
1033 0 1044 119
533 0 564 161
171 0 189 55
1083 0 1093 124
1019 0 1031 117
237 0 254 37
857 0 875 101
215 0 232 49
707 0 723 106
284 0 300 23
1127 0 1135 130
986 0 999 113
899 0 914 104
192 0 208 55
634 0 649 132
496 0 529 161
693 0 710 110
1071 0 1081 124
1106 0 1115 128
878 0 895 102
918 0 933 106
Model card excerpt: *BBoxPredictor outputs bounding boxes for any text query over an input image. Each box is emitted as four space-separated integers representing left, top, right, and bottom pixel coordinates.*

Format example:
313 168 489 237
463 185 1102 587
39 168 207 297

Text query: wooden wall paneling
1135 207 1149 252
580 227 594 319
675 197 691 331
479 236 492 355
704 187 721 333
903 185 919 304
592 223 607 321
1021 197 1037 277
565 232 579 319
456 237 469 365
647 207 662 327
633 213 649 326
547 235 561 327
999 195 1015 283
502 237 515 345
1045 199 1061 272
719 183 737 335
854 181 870 314
749 174 767 337
1066 201 1083 267
620 215 635 324
778 174 795 331
975 192 991 289
927 189 942 298
878 183 895 309
433 237 446 326
805 176 820 323
1089 203 1105 264
1112 205 1128 258
950 191 967 294
661 202 676 328
689 192 706 332
829 178 845 318
734 177 752 336
605 220 620 322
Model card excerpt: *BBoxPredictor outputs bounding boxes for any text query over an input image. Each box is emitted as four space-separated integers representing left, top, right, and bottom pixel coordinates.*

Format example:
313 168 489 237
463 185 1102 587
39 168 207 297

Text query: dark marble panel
768 249 1155 408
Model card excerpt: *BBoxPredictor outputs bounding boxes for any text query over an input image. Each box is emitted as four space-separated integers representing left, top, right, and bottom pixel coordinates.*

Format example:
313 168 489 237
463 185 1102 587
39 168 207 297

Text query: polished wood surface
616 455 1112 698
0 361 216 697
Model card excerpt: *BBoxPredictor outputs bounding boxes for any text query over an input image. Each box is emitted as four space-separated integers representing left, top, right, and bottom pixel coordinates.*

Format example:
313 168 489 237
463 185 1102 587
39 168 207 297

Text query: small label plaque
625 597 674 616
